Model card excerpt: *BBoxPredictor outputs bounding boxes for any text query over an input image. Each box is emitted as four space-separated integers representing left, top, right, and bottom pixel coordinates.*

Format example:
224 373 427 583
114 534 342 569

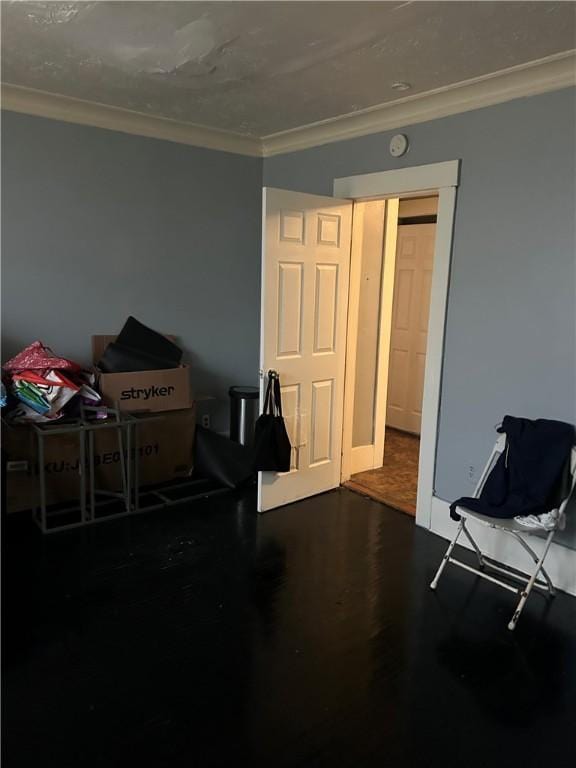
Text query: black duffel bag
253 372 291 473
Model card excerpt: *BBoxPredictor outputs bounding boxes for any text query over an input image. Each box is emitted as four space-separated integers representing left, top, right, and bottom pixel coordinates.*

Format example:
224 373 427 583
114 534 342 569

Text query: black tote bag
253 372 292 472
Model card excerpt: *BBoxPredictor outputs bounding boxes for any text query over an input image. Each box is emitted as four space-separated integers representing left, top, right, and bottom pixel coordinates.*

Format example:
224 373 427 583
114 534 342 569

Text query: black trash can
229 386 260 448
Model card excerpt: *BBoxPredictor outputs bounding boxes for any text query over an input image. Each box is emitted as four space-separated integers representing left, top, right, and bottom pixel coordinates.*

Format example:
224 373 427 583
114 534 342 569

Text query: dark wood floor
346 428 420 516
3 488 575 767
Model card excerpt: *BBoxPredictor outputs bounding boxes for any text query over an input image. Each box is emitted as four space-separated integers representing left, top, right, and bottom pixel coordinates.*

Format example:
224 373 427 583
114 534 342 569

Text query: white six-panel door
258 188 352 512
386 223 435 434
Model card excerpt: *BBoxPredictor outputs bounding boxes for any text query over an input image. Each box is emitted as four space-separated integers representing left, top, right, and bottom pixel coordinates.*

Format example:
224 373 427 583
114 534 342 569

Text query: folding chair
430 435 576 630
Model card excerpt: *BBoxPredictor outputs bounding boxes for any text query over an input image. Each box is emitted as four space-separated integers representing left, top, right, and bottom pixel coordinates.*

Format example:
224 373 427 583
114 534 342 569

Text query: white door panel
258 188 352 512
386 223 435 434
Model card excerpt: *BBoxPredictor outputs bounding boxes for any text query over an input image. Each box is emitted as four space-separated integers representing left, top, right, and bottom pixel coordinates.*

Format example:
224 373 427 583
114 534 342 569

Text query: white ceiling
1 1 575 139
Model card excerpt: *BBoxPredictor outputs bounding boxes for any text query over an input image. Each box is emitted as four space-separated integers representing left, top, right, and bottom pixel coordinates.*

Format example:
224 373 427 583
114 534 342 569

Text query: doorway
345 196 438 516
258 161 459 520
336 159 459 528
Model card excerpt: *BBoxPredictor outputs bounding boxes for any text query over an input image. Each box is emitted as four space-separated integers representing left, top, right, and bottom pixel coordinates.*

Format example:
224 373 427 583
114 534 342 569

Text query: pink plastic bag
3 341 81 375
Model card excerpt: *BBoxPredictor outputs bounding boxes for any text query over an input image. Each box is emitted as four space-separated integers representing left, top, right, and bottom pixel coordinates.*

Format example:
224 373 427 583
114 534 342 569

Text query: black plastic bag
253 372 291 472
194 426 254 489
98 316 182 373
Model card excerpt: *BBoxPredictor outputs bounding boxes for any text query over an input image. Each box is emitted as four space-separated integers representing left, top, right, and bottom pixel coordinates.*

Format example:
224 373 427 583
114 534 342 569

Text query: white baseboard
428 496 576 597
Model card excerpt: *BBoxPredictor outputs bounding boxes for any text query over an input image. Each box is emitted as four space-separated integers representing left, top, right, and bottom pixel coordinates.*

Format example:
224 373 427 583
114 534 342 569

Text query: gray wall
265 88 576 548
1 111 263 431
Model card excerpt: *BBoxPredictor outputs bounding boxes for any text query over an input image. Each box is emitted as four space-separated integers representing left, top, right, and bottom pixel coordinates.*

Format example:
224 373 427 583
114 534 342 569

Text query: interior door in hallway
258 188 352 512
386 223 435 435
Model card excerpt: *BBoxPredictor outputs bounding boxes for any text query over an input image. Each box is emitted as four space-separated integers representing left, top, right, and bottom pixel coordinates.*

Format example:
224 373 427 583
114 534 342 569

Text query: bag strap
263 373 274 415
263 371 284 417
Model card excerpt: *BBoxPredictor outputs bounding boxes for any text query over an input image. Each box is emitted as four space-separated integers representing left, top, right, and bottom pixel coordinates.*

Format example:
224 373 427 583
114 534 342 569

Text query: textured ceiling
1 1 575 137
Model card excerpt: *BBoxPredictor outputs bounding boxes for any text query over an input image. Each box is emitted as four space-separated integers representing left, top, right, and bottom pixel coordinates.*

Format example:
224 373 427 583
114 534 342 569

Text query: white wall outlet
468 465 476 482
201 415 210 429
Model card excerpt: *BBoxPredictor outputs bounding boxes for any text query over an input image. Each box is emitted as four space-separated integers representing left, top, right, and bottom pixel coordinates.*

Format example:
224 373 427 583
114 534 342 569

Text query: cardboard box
3 406 196 513
92 335 192 413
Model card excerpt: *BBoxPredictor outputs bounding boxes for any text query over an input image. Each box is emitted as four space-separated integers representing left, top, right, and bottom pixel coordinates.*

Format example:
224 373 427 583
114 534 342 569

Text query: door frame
334 160 460 530
341 198 399 478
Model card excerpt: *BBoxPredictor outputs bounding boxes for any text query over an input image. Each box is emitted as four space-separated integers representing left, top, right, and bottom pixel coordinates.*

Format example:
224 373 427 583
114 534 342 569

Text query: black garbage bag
194 425 254 489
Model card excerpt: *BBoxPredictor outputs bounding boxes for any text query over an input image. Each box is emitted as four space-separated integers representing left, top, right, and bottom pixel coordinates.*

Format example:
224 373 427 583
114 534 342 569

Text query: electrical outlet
201 414 211 429
468 465 476 482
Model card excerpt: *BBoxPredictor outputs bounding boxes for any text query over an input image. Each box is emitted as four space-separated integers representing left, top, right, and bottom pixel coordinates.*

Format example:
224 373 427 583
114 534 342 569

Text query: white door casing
258 188 352 513
386 223 435 434
335 160 460 529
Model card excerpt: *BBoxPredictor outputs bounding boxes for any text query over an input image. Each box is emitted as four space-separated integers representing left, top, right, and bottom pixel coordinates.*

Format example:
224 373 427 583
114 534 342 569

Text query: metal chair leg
461 520 485 569
511 531 556 596
430 519 464 590
507 529 557 631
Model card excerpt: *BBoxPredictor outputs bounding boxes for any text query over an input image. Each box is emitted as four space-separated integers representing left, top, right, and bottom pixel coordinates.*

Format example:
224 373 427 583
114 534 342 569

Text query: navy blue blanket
450 416 574 521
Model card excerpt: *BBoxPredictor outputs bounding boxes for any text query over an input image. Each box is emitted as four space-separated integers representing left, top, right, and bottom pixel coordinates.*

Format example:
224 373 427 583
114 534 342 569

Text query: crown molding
262 50 576 157
0 83 262 157
2 51 574 159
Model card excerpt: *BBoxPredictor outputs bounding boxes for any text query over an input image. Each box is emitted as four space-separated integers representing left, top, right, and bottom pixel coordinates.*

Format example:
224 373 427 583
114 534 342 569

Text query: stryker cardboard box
3 406 196 513
92 334 192 412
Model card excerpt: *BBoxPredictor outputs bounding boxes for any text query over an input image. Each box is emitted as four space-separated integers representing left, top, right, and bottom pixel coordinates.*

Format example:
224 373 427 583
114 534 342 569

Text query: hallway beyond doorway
345 428 420 516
